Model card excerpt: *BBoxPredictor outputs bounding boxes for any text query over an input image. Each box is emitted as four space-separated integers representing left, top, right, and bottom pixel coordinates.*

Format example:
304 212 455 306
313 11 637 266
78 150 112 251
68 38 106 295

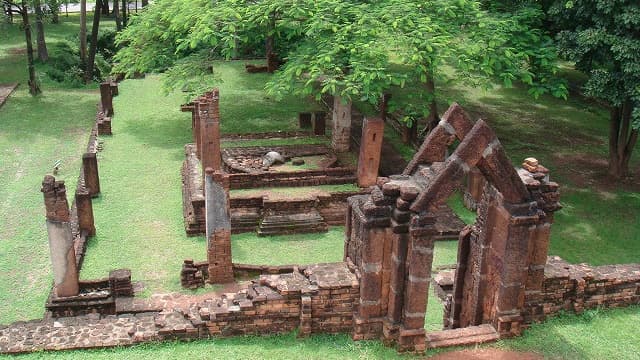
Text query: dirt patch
8 48 27 55
552 152 640 192
431 348 543 360
0 83 19 108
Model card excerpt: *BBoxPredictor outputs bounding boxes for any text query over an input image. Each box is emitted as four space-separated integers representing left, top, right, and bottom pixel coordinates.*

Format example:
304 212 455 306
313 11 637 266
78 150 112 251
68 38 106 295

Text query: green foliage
45 38 111 85
549 0 640 127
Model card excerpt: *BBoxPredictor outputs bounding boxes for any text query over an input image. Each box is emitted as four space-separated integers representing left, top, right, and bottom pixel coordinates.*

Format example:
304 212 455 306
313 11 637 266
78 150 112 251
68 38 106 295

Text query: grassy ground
0 16 112 324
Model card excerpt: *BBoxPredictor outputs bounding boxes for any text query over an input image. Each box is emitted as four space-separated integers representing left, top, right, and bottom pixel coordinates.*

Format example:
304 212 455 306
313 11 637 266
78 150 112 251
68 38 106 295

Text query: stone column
463 167 485 211
200 89 222 174
42 176 79 298
357 117 384 187
331 96 352 152
397 213 435 353
205 168 234 283
100 82 113 117
82 152 100 197
75 189 95 236
194 99 204 159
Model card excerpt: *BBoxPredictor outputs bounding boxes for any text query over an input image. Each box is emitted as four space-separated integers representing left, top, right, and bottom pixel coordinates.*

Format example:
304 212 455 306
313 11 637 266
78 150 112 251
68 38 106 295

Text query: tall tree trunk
79 0 87 65
424 71 439 134
121 0 126 27
85 0 101 83
141 0 147 7
34 0 48 62
608 99 638 179
50 0 59 23
265 13 276 73
20 1 41 95
101 0 108 15
113 0 121 31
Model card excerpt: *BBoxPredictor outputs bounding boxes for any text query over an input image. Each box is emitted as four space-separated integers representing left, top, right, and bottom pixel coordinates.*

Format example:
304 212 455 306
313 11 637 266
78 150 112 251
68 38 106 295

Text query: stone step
426 324 499 349
258 211 328 236
231 211 261 233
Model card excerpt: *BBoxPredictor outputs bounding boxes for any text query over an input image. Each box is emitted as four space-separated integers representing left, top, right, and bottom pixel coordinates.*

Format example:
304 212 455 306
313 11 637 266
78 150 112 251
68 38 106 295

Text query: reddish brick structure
200 89 222 173
82 152 100 197
331 96 352 152
99 82 113 117
42 176 79 298
357 117 384 187
205 168 234 283
345 103 561 352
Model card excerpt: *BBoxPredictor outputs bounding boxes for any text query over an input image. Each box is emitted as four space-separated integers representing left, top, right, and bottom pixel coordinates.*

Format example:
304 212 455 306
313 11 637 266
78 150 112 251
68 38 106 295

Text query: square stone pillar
205 168 234 283
42 176 79 298
100 82 113 117
194 99 204 159
357 117 384 187
200 89 222 175
463 167 485 211
397 213 436 353
331 96 352 152
82 152 100 197
75 189 95 236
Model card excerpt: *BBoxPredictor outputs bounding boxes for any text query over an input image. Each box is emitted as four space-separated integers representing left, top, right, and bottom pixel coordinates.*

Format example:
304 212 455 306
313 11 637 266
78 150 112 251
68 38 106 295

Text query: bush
45 37 113 86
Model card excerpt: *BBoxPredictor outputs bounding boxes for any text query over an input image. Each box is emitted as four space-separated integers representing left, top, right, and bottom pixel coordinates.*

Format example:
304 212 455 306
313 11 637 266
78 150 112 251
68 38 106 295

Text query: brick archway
345 104 561 351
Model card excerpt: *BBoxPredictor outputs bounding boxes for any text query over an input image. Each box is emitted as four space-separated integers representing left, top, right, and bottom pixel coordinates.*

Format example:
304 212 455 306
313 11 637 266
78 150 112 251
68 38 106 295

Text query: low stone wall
524 256 640 323
2 263 358 354
435 256 640 326
228 167 356 189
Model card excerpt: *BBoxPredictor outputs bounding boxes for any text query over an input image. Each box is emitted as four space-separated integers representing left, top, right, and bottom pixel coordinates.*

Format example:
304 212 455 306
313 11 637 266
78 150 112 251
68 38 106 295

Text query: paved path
0 83 18 109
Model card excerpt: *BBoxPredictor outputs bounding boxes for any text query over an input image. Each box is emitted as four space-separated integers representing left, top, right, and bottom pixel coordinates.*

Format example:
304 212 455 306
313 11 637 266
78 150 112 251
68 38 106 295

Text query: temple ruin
2 85 639 355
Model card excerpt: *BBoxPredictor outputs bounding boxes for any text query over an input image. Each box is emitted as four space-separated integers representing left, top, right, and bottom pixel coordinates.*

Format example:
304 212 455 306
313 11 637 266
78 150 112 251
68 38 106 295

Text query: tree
33 0 48 62
85 0 101 82
79 0 86 65
549 0 640 178
112 0 567 127
3 0 42 94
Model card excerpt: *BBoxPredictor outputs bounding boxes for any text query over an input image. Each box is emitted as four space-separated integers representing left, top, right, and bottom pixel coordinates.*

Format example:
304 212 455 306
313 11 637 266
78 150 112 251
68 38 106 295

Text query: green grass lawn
0 15 114 325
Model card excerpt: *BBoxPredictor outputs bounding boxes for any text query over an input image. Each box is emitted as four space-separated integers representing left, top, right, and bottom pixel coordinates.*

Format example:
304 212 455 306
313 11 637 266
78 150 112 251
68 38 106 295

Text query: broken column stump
42 176 79 298
205 168 234 283
82 152 100 197
75 189 96 236
200 89 222 174
100 82 113 117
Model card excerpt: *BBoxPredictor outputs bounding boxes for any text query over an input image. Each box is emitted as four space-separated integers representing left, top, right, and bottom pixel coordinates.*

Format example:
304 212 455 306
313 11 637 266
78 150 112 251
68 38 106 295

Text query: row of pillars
43 153 100 298
181 89 233 284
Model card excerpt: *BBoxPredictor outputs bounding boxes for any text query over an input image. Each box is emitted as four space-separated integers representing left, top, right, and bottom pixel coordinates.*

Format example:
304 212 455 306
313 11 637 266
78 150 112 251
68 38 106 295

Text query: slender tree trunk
85 0 101 83
50 0 59 23
424 71 439 134
101 0 108 15
34 0 48 62
20 1 41 95
79 0 87 65
608 99 638 179
141 0 147 7
266 13 276 73
113 0 121 31
121 0 126 27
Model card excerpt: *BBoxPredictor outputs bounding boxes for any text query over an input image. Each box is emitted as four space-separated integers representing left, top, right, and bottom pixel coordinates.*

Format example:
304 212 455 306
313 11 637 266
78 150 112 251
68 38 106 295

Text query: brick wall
524 256 640 323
